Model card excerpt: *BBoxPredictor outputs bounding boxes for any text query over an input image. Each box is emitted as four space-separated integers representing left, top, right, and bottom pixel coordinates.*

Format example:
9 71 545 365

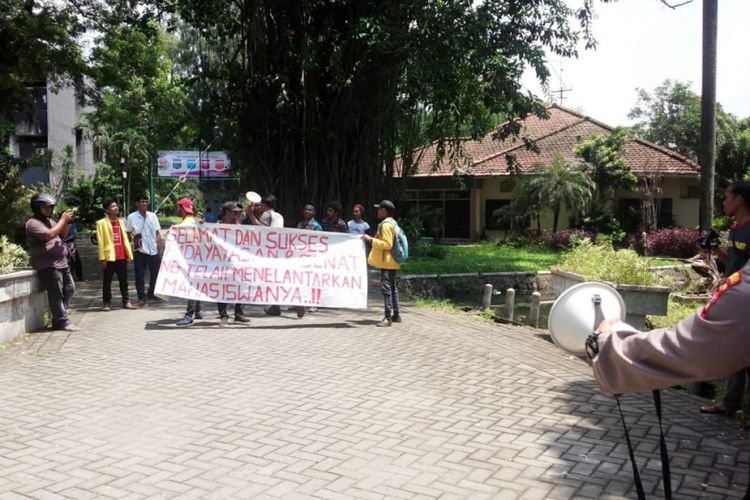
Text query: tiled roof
401 105 700 178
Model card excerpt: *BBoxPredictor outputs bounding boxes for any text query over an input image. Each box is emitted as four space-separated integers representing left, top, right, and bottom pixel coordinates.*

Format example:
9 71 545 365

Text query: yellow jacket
96 216 133 262
367 217 401 270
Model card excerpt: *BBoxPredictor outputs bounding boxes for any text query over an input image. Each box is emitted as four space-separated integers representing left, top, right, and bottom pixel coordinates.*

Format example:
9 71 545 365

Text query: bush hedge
645 228 700 258
554 238 667 286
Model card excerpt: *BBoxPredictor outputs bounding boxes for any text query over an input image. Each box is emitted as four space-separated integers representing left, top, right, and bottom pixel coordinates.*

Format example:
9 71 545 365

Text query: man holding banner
154 207 368 315
245 194 287 316
215 202 251 325
175 198 204 326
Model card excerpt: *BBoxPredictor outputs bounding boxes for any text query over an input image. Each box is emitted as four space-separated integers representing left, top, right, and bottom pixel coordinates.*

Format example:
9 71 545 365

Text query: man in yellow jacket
361 200 401 327
96 199 135 311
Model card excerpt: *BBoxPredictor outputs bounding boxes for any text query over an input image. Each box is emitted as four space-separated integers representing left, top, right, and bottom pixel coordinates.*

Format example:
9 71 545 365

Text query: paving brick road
0 240 748 498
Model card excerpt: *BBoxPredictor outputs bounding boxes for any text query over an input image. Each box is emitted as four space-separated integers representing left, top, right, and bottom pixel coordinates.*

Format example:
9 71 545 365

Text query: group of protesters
24 191 403 332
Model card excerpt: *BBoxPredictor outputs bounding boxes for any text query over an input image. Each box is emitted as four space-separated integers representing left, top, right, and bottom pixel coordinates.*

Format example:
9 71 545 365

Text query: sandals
699 403 729 415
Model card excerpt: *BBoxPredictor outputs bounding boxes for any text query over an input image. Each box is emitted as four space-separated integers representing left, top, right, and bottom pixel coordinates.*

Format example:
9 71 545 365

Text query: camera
697 229 721 250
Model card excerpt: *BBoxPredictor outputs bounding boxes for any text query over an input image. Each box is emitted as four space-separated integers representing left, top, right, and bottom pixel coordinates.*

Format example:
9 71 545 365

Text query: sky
521 0 750 127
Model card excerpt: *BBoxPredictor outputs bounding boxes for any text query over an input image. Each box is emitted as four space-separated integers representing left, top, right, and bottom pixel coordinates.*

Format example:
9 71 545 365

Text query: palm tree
76 115 112 163
522 155 594 233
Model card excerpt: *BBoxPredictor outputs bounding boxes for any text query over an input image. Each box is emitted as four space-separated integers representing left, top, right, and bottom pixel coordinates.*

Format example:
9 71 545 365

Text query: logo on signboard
157 151 231 178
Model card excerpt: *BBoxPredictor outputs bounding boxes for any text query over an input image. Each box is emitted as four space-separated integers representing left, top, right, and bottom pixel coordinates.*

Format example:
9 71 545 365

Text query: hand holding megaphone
245 191 261 204
548 282 626 357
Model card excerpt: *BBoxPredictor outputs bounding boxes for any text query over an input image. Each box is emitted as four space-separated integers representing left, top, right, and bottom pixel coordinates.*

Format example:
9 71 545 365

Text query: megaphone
548 281 626 356
245 191 261 204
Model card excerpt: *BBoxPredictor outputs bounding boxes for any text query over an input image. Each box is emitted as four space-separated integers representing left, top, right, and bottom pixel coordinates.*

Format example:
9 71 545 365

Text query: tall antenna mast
551 61 572 105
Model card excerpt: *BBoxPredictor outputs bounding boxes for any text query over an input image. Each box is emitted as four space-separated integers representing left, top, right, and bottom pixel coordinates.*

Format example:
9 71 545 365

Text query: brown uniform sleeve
591 272 750 396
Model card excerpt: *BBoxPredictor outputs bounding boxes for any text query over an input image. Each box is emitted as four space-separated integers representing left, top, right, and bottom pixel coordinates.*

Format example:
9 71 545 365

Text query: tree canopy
167 0 611 217
628 79 750 204
2 0 617 223
0 0 85 123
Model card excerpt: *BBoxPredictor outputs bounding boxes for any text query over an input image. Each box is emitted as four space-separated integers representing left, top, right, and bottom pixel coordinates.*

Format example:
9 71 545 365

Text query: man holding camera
25 193 80 332
126 194 163 307
698 181 750 418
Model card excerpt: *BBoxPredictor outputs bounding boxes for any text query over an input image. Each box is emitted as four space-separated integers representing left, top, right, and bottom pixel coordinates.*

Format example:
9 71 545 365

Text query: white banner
155 224 368 309
157 150 231 178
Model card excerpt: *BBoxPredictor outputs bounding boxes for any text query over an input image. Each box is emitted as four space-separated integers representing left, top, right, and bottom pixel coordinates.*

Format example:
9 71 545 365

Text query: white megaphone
548 282 626 356
245 191 262 204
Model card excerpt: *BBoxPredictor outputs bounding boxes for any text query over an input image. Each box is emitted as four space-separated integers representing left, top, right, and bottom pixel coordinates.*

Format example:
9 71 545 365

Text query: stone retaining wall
398 271 554 303
0 270 46 343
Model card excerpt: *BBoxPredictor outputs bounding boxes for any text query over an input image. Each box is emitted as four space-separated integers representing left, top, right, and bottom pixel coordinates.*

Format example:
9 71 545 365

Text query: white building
9 81 96 187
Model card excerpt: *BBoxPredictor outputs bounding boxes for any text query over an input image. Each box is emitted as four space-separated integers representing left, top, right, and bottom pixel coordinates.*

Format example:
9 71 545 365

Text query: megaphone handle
592 294 604 333
616 396 647 500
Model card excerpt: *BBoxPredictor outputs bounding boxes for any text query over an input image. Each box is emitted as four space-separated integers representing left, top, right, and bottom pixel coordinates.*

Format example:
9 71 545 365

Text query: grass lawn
399 242 686 275
400 242 562 274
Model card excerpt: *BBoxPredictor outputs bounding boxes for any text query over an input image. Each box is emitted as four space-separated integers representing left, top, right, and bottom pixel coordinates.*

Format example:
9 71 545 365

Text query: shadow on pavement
538 379 750 498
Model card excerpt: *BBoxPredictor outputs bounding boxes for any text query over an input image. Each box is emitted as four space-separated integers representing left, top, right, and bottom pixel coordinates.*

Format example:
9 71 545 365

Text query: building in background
8 81 96 187
398 105 700 241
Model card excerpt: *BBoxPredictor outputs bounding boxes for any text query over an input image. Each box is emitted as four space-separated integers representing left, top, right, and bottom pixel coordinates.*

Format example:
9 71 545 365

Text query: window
485 199 530 231
405 190 470 238
657 198 673 228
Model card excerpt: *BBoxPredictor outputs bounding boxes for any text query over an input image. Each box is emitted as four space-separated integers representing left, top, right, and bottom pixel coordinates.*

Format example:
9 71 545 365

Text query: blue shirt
297 218 322 231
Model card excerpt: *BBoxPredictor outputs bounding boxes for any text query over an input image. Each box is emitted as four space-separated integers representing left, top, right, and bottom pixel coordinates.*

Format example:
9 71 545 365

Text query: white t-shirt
126 211 161 255
347 220 370 235
261 209 284 228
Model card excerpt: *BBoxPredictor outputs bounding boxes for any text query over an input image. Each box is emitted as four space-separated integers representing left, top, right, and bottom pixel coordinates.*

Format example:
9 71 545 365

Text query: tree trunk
552 205 560 233
698 0 718 231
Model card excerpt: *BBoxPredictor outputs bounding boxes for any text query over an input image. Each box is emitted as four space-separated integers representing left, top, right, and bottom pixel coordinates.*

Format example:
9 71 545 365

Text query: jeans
37 266 75 328
218 303 245 318
185 300 201 318
134 252 161 301
380 269 400 319
723 369 749 412
102 260 129 304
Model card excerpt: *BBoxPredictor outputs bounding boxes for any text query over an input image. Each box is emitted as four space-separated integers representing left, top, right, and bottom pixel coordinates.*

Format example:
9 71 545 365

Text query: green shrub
493 231 539 248
423 244 448 259
64 163 121 227
0 154 34 244
554 238 667 286
712 215 732 231
646 298 700 329
0 235 30 273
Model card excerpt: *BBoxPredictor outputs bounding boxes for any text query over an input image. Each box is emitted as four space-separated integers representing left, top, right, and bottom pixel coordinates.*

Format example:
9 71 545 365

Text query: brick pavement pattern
1 249 748 498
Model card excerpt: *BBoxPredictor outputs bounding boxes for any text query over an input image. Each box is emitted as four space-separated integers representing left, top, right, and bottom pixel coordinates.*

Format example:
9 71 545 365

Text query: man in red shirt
95 199 136 311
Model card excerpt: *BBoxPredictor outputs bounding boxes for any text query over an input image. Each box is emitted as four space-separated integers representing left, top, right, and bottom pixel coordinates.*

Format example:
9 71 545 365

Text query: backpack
384 220 409 263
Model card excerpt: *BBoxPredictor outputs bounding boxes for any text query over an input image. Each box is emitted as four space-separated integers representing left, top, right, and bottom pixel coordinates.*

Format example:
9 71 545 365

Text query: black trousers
102 260 129 304
218 303 245 318
38 266 75 328
185 300 201 317
133 252 161 301
380 269 400 319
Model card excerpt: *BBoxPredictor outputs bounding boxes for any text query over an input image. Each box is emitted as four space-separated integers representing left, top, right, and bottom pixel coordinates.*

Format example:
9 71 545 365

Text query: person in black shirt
320 201 349 233
700 180 750 417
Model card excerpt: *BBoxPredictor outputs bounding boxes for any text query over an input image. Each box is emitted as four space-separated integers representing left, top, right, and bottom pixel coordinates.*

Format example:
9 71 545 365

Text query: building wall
669 177 700 228
9 81 96 189
477 175 700 240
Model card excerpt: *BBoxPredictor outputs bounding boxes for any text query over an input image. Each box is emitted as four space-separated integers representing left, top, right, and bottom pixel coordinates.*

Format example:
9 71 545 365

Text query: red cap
176 198 194 215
